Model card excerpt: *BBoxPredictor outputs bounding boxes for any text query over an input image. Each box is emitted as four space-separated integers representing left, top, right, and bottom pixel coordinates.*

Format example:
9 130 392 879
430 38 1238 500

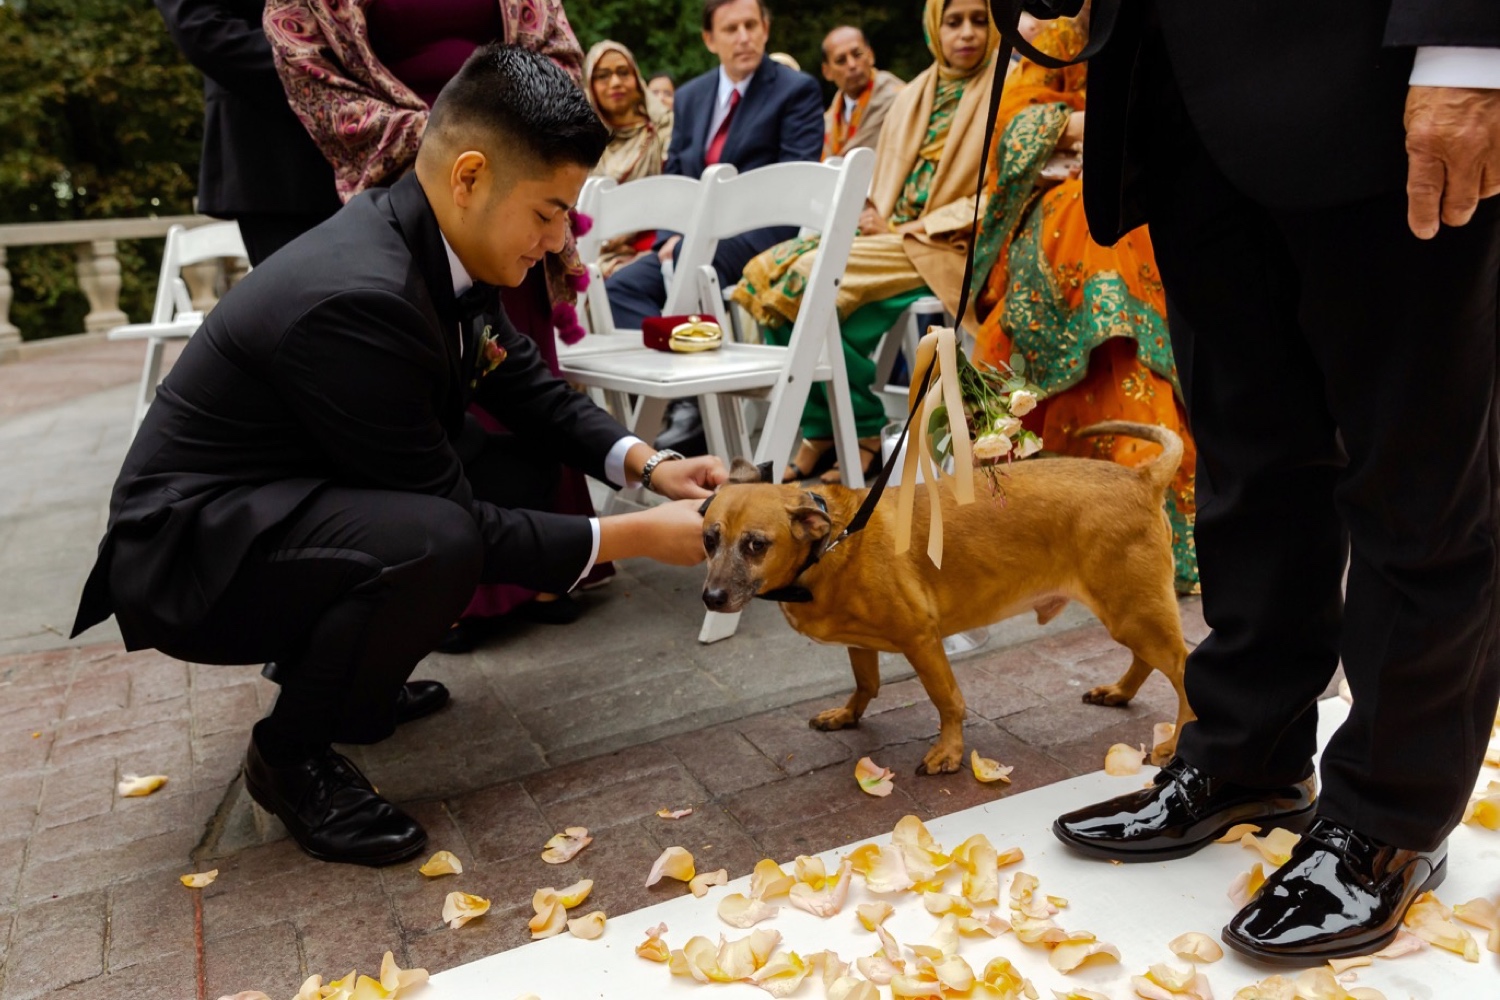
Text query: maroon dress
369 0 609 620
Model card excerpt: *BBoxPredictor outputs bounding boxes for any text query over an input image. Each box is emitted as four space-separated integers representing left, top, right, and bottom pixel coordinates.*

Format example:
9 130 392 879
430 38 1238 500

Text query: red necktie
705 89 741 166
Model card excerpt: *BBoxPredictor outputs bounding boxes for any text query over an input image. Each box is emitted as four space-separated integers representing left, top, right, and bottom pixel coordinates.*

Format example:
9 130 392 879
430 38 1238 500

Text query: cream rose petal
1231 975 1297 1000
656 807 694 820
829 976 881 1000
567 911 608 940
179 870 218 889
857 901 894 930
1228 862 1267 908
857 844 915 894
216 993 272 1000
528 897 567 939
855 756 896 797
1404 891 1480 961
1055 991 1113 1000
1214 823 1263 844
540 826 592 864
794 854 828 889
443 890 491 930
1325 956 1372 975
418 850 463 877
971 750 1014 784
555 878 594 908
1009 390 1038 416
1049 934 1121 973
856 954 903 986
1452 895 1500 953
749 951 813 997
646 846 696 887
1293 968 1389 1000
718 893 782 928
636 922 671 962
118 774 168 797
378 950 428 992
1241 827 1301 866
909 914 960 962
690 868 729 898
1105 743 1147 775
750 858 796 899
922 891 973 917
1372 929 1425 958
957 912 1012 938
789 859 853 917
319 972 358 1000
1461 780 1500 828
996 845 1025 867
292 976 324 1000
1169 931 1225 963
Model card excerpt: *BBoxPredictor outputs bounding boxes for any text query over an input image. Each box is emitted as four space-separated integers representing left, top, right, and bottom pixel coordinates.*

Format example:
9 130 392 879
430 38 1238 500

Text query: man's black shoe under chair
655 398 707 457
243 736 427 866
1223 817 1446 963
394 680 449 724
1053 757 1318 862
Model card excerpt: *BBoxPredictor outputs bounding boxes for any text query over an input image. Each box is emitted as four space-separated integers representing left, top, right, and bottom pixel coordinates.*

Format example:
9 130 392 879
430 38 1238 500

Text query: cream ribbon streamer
892 327 976 566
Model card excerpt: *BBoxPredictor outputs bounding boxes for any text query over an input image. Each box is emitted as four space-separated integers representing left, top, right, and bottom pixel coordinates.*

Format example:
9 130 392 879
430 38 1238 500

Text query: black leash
824 0 1112 553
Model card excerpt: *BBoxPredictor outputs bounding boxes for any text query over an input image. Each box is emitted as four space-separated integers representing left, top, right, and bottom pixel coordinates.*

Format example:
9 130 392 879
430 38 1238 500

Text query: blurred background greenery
0 0 930 340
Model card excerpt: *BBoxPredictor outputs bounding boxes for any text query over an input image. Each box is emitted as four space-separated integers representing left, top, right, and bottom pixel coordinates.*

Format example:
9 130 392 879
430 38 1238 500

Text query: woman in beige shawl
582 40 674 277
731 0 1000 483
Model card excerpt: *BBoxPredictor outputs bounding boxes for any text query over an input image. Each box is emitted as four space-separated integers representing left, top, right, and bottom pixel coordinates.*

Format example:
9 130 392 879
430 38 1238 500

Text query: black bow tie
455 282 496 323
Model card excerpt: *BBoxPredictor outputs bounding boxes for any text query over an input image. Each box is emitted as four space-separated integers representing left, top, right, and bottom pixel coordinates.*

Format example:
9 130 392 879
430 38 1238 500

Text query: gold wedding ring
669 316 724 353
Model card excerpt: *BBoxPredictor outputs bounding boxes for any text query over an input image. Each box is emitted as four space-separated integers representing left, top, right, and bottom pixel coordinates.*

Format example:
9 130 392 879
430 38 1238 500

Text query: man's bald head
821 25 876 99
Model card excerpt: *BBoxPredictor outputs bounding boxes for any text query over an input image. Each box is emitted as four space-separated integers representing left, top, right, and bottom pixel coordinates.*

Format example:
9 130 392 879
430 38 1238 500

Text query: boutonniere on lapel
470 324 508 388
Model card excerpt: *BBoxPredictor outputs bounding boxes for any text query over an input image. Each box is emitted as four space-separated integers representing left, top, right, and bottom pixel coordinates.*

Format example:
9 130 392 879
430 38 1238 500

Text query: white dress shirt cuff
1410 47 1500 89
570 517 603 592
606 435 648 488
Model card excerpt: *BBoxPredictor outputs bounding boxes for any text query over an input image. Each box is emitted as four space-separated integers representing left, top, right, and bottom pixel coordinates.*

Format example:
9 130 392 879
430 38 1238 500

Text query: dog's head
699 459 834 612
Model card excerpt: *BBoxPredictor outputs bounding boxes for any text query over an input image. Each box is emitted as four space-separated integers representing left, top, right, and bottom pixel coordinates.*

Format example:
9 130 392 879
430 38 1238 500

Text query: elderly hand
1404 86 1500 239
648 455 728 500
657 234 682 265
857 206 886 236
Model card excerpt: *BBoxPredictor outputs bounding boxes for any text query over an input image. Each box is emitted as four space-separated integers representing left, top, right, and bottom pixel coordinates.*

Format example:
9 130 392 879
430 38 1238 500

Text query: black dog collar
756 492 831 605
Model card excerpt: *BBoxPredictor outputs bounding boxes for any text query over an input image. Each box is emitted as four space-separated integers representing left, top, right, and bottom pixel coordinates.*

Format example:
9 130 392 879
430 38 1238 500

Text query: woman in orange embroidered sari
970 15 1198 592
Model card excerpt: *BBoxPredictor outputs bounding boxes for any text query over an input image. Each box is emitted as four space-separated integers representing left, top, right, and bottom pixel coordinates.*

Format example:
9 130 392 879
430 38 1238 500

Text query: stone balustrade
0 214 234 361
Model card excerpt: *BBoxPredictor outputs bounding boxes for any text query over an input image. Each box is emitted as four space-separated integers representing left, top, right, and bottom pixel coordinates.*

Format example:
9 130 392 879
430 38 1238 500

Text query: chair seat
561 341 831 396
557 331 645 358
108 317 202 341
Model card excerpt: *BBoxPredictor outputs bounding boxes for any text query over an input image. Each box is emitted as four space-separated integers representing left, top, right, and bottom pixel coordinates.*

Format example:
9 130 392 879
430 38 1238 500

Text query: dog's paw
1082 684 1131 707
916 744 964 776
1149 740 1177 766
809 707 858 731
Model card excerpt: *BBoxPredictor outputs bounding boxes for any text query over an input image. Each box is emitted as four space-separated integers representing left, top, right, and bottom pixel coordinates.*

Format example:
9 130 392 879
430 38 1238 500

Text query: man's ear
451 150 486 209
788 499 831 543
728 458 766 485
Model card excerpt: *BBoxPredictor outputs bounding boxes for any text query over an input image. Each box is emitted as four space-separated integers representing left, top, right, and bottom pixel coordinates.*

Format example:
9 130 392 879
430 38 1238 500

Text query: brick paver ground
0 340 1234 998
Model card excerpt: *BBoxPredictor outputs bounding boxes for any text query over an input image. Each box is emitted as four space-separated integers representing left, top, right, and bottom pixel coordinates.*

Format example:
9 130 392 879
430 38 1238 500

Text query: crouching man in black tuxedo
71 45 725 866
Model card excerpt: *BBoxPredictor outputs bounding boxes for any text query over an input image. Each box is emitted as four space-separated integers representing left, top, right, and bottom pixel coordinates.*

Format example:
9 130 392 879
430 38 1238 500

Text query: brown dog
700 421 1194 776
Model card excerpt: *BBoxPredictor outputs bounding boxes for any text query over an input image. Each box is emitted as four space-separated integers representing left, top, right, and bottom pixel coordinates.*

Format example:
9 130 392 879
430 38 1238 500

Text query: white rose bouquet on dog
926 350 1045 486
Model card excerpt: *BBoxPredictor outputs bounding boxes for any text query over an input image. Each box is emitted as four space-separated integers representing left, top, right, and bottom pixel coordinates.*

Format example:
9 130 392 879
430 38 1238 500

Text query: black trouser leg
142 488 483 754
1148 109 1500 850
235 212 335 267
1146 121 1348 790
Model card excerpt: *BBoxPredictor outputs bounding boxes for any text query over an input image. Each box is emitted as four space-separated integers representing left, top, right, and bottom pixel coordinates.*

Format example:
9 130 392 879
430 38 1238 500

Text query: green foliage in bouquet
925 352 1044 491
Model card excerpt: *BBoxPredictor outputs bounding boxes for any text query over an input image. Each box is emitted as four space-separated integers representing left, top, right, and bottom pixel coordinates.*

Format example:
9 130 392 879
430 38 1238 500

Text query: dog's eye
703 531 718 555
743 537 767 556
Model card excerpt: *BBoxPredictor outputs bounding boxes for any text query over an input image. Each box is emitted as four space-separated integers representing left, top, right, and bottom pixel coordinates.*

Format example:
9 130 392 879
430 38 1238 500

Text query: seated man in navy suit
604 0 824 452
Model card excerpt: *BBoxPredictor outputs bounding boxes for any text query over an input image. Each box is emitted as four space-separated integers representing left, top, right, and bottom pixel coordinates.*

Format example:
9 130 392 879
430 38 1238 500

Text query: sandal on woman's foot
820 439 884 485
782 438 837 483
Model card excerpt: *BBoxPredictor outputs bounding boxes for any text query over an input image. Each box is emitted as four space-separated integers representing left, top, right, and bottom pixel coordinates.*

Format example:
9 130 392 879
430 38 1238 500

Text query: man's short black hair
702 0 770 33
426 43 608 172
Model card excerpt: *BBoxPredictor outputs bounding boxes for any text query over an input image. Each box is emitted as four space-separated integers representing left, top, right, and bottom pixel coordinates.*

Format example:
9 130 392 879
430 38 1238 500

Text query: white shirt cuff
1410 46 1500 89
606 435 648 488
569 516 602 592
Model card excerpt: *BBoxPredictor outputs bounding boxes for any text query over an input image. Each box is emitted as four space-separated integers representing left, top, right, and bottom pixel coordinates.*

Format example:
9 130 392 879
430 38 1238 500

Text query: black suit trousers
1148 107 1500 851
124 433 561 744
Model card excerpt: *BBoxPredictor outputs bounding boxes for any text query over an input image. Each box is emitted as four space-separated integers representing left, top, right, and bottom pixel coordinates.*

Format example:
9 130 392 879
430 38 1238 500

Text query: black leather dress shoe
1223 817 1446 963
243 738 427 866
655 399 707 457
1053 757 1318 862
394 680 449 725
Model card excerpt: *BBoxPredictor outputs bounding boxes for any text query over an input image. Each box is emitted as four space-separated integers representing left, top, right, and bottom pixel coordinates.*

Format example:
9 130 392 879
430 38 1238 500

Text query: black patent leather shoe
243 737 427 866
394 680 449 725
1053 757 1318 862
1223 817 1446 963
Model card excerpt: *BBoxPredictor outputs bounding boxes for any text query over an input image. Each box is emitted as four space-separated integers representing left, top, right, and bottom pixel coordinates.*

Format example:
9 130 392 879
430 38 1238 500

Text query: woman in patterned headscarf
731 0 1000 484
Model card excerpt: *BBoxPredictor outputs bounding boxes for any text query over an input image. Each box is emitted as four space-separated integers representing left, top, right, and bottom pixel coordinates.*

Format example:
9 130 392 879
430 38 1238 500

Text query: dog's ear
728 457 765 485
788 498 832 542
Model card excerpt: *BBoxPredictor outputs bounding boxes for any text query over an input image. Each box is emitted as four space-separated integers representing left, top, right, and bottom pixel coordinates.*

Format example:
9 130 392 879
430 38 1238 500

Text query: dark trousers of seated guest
605 227 796 330
113 432 560 764
1146 97 1500 852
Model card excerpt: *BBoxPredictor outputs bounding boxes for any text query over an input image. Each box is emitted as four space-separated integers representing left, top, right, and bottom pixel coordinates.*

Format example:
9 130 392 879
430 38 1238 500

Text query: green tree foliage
0 0 201 339
566 0 932 95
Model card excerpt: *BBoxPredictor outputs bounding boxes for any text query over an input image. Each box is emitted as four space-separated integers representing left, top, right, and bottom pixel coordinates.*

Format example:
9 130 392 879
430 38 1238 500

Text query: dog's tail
1075 421 1184 496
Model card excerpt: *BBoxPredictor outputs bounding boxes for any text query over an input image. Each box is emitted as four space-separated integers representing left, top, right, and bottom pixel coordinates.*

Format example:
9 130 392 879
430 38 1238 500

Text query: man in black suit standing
605 0 824 454
155 0 341 265
72 46 724 866
1028 0 1500 963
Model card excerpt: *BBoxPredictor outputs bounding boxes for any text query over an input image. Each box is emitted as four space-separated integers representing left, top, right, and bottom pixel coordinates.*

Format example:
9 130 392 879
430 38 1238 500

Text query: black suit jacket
1068 0 1500 242
73 175 628 642
155 0 340 218
665 56 825 178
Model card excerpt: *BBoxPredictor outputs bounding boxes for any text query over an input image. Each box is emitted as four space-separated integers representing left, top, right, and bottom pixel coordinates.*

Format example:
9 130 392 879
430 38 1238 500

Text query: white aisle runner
425 700 1500 998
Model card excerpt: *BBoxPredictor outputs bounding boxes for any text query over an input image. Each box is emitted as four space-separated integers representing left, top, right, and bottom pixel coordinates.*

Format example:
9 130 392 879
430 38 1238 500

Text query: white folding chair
561 147 877 643
108 222 248 432
873 295 951 421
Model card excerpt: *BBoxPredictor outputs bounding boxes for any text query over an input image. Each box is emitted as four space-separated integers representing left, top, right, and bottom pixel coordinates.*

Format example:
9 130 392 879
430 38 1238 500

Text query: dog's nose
703 588 730 611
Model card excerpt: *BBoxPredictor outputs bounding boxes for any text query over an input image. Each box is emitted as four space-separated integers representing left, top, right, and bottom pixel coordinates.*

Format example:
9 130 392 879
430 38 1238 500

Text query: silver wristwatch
639 449 685 494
